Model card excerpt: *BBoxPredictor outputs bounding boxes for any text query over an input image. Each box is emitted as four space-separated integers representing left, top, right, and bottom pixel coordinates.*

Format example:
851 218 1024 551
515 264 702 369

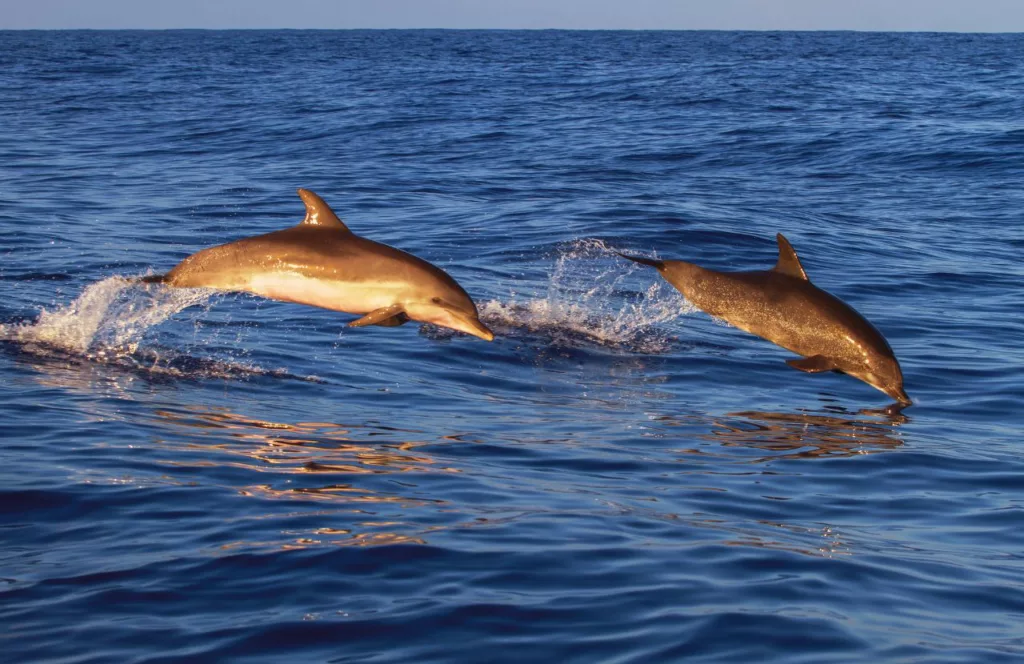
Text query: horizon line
2 27 1023 34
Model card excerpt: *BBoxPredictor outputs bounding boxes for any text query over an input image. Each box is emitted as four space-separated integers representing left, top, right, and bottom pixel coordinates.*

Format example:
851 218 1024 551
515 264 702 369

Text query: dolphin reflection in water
646 405 906 462
708 408 906 460
144 189 494 341
618 234 911 406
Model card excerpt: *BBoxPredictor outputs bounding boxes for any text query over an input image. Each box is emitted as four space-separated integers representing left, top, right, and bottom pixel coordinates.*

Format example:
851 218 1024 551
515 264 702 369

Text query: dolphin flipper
786 355 839 373
372 313 410 327
349 305 408 328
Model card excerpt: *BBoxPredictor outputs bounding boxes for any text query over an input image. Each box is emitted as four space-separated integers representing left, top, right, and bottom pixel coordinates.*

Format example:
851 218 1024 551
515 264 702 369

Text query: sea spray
477 239 695 353
0 277 324 382
3 276 214 355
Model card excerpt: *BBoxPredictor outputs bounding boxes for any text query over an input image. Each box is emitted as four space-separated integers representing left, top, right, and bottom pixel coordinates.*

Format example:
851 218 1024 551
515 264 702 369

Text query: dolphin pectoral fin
349 305 407 328
786 355 838 373
372 313 410 327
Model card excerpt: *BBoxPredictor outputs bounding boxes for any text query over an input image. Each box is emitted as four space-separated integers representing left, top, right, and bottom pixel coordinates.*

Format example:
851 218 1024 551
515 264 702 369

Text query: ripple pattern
1 30 1023 663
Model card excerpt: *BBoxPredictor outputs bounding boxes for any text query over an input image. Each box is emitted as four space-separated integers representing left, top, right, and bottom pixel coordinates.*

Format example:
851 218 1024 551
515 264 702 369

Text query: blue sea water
1 29 1023 662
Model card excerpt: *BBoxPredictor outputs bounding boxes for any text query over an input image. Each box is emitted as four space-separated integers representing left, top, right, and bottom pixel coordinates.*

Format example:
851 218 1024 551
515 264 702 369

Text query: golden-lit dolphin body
145 189 494 341
618 234 910 405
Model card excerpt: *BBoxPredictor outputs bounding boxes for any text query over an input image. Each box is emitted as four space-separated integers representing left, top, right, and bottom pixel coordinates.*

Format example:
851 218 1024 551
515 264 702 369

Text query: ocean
1 30 1022 662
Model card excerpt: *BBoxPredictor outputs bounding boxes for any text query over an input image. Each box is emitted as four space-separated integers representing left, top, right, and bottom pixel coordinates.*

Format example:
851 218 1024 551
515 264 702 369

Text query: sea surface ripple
1 30 1023 663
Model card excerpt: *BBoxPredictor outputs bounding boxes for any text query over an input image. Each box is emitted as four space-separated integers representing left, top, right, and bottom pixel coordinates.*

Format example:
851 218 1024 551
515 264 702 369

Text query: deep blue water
1 29 1023 663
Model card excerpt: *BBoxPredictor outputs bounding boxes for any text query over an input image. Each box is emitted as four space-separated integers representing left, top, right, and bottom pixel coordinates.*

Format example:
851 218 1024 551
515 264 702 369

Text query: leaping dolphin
618 234 910 405
144 189 494 341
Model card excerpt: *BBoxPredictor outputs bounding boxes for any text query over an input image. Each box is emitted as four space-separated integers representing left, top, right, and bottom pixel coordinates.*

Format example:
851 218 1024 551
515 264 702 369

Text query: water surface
1 30 1023 663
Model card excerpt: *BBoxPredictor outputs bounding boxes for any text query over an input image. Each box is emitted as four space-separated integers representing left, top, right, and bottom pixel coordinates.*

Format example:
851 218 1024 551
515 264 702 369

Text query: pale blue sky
2 0 1022 32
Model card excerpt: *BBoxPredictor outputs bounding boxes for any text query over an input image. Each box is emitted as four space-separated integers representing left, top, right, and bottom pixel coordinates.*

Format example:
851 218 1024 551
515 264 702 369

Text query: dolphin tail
138 274 167 284
614 251 665 271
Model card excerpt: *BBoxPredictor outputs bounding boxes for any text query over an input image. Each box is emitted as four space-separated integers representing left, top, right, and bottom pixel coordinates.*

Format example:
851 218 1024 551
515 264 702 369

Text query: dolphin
144 189 494 341
618 234 910 405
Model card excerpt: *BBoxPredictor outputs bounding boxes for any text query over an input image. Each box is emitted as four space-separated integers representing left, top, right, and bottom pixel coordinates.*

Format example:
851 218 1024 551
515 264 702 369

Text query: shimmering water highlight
1 29 1022 664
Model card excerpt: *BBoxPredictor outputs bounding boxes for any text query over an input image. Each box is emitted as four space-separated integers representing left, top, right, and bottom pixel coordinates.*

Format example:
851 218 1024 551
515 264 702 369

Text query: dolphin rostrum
144 189 494 341
618 234 910 405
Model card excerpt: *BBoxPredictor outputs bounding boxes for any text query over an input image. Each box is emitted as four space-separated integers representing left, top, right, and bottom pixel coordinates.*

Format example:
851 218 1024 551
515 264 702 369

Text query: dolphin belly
247 272 404 315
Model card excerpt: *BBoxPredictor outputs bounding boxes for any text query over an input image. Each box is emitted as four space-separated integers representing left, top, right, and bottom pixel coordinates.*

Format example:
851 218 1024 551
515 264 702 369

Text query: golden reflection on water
152 406 452 550
17 347 909 555
705 407 906 460
154 407 457 475
217 532 427 550
720 521 855 559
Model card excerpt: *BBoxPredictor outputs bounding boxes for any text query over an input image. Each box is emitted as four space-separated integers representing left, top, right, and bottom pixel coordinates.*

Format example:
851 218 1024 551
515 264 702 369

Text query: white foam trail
2 276 214 355
479 239 695 353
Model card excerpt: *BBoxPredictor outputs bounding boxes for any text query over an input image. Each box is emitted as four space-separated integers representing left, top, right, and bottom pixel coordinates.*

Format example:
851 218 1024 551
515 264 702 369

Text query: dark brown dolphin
618 234 910 405
144 189 494 341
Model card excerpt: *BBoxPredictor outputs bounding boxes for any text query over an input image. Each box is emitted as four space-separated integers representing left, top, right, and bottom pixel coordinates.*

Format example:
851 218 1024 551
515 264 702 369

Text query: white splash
2 276 213 355
479 239 695 353
0 277 323 383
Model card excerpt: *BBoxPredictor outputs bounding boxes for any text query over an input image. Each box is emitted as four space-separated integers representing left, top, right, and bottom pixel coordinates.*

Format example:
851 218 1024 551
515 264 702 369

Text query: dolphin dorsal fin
297 189 352 232
774 233 809 281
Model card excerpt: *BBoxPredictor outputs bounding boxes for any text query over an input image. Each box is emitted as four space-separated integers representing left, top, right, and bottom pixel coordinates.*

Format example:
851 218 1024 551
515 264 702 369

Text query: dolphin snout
435 305 494 341
466 319 495 342
888 386 912 406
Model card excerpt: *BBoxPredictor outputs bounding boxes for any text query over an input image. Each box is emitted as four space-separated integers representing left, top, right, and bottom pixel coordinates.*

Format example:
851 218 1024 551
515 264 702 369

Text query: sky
2 0 1023 32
